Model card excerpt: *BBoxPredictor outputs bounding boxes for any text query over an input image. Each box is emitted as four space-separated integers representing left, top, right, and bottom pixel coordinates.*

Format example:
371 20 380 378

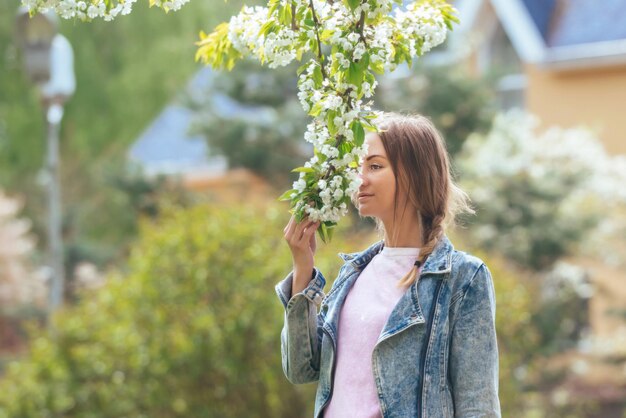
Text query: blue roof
129 66 277 176
521 0 557 40
546 0 626 47
128 104 223 175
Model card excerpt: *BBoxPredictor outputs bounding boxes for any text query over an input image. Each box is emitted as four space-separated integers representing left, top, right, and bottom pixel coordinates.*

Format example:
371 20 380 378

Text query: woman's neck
382 213 423 248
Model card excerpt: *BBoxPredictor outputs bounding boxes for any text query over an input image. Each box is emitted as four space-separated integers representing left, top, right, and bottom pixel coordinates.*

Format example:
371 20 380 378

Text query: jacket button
313 293 323 305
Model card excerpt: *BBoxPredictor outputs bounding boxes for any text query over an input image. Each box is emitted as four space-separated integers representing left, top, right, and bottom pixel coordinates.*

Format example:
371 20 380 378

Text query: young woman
276 113 501 418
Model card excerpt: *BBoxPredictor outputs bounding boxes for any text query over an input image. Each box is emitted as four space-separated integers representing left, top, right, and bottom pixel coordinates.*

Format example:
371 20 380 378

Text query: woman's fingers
304 220 320 237
284 213 320 251
294 218 315 242
305 221 320 249
283 215 295 236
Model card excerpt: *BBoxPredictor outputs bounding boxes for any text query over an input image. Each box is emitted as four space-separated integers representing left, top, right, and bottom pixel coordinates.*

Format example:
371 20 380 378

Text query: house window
496 73 527 110
480 23 526 110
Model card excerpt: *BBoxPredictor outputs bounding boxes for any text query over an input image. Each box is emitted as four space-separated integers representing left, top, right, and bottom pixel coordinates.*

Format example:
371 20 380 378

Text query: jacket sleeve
449 264 502 417
275 268 326 384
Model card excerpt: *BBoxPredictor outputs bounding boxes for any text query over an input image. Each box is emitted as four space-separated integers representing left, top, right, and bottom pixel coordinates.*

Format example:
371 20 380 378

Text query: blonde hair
357 112 474 287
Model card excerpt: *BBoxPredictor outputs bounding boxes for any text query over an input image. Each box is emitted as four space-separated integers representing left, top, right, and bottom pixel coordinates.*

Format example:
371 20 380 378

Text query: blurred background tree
186 59 309 189
2 0 626 414
0 0 257 286
457 110 626 272
376 64 496 156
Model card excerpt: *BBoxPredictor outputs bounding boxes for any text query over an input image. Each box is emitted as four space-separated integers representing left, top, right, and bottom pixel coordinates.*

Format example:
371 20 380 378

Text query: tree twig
357 10 368 47
291 3 298 31
309 0 327 79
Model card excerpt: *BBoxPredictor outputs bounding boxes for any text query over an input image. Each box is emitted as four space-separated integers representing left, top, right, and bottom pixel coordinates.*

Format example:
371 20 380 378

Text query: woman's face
356 133 399 221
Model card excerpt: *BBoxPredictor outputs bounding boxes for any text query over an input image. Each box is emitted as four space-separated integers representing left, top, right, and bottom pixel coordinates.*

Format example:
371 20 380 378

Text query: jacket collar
338 234 454 277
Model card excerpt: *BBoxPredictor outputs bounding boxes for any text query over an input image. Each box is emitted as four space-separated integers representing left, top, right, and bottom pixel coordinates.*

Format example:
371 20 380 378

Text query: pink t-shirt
323 245 421 418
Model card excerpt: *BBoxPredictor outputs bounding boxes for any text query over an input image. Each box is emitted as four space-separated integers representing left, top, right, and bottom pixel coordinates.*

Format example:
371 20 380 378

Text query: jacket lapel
378 235 454 342
321 236 454 347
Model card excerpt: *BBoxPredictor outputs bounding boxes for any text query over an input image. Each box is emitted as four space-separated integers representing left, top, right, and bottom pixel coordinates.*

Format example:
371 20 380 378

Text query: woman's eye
370 164 382 170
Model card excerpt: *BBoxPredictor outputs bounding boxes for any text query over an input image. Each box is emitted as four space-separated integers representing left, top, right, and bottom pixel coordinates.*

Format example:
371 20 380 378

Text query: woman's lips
358 193 373 201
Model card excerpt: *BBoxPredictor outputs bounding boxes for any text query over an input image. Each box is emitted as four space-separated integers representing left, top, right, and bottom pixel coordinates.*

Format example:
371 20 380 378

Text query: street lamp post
15 7 76 316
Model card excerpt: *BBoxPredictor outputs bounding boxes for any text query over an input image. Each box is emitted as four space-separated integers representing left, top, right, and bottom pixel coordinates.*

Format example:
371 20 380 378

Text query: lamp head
15 6 59 84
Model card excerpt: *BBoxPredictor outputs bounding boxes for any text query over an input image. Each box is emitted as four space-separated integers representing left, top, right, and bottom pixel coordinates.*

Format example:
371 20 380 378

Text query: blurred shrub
0 202 366 418
2 197 596 416
0 190 46 310
488 255 540 415
0 190 46 371
457 110 626 271
532 262 593 354
456 236 600 416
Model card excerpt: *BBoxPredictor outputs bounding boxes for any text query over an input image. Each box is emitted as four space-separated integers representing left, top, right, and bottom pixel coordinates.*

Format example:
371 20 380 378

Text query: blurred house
127 66 274 200
447 0 626 350
446 0 626 155
442 1 626 409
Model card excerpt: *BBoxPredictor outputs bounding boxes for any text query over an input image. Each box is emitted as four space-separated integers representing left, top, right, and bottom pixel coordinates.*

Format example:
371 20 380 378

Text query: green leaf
347 62 364 86
352 122 365 146
361 118 379 132
310 101 323 117
279 4 292 25
345 0 360 12
327 110 338 136
339 141 351 156
277 188 297 201
297 62 308 76
320 29 334 41
291 166 315 173
258 20 273 37
313 64 323 87
370 60 385 75
314 147 327 163
326 224 334 242
360 51 370 69
319 223 328 243
268 0 280 15
296 47 305 61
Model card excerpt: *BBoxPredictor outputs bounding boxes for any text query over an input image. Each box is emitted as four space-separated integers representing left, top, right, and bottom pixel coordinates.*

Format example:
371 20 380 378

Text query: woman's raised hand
283 214 320 293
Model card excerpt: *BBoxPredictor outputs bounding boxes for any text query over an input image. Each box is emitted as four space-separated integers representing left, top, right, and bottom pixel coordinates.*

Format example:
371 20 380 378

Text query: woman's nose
358 170 368 184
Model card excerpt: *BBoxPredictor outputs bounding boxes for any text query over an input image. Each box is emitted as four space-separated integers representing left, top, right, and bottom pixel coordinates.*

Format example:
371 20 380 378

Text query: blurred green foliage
488 254 540 414
0 201 558 417
0 202 367 417
186 59 309 189
0 0 255 276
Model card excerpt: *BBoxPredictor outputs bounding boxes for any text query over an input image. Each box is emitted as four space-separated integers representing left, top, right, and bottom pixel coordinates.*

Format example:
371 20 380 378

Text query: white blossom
458 110 626 267
293 176 306 193
322 93 343 111
27 0 458 233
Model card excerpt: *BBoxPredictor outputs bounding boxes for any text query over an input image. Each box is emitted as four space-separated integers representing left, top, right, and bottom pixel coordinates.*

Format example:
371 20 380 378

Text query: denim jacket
275 235 501 418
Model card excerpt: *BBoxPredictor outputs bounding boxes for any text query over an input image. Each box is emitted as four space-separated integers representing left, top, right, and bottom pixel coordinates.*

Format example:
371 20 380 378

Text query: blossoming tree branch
25 0 459 242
